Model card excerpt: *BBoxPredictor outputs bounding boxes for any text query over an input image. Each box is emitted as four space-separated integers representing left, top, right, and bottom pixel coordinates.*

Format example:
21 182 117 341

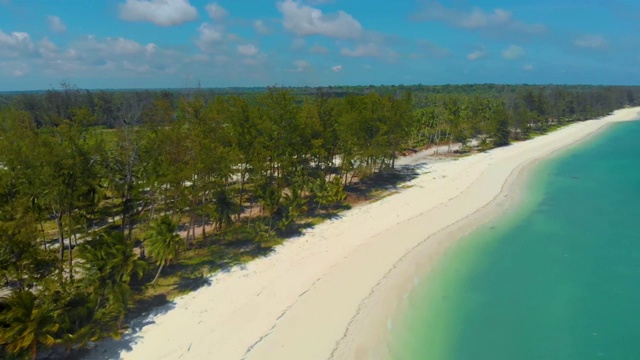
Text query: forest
1 84 639 359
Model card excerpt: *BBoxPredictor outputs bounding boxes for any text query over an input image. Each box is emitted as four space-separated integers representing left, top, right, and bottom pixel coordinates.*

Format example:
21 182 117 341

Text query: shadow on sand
71 164 427 359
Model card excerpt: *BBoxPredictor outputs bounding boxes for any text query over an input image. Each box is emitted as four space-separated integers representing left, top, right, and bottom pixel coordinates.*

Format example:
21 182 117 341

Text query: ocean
388 120 640 359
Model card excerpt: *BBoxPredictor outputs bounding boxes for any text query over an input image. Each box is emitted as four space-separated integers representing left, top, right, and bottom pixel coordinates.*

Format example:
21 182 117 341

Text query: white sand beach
88 107 640 360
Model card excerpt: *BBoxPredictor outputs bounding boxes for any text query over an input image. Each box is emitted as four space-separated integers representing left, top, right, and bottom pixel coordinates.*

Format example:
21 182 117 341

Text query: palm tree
0 290 59 360
211 189 241 232
77 231 147 325
145 215 184 284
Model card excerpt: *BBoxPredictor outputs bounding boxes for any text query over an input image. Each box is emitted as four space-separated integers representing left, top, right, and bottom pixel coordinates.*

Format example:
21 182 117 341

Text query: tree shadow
345 165 423 201
71 296 176 360
75 166 423 359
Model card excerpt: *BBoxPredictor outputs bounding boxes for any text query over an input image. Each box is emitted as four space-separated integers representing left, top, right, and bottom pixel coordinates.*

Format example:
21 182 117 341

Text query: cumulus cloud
291 38 306 49
81 36 156 55
414 1 546 35
145 43 158 56
287 60 310 72
254 20 271 35
309 44 328 54
38 38 57 58
522 64 534 71
574 34 608 49
119 0 198 26
0 30 32 48
196 23 224 51
48 15 67 33
467 46 487 60
417 39 449 57
341 42 396 61
0 30 34 57
331 64 342 72
20 34 177 78
206 3 228 21
277 0 362 39
237 44 259 56
501 45 524 60
341 43 380 57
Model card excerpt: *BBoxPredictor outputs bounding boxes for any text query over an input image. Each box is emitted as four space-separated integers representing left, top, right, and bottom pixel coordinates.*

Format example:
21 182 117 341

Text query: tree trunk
40 222 47 250
30 339 37 360
152 263 164 285
56 214 64 260
68 236 74 282
237 168 246 221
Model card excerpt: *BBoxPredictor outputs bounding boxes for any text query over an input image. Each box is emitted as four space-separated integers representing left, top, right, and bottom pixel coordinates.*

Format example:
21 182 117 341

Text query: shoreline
88 108 640 360
330 109 640 359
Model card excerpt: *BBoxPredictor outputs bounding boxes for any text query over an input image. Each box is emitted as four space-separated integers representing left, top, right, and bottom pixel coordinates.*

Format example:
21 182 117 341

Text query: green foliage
0 290 59 359
0 83 637 357
145 216 185 284
211 189 241 232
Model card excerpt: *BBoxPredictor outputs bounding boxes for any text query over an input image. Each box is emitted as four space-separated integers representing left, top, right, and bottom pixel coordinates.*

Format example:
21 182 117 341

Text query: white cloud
306 0 334 4
0 61 28 77
72 35 160 60
196 23 224 51
191 54 210 62
0 32 193 83
340 42 396 61
414 2 546 35
467 46 487 60
331 64 343 72
237 44 259 56
277 0 362 39
574 34 608 49
38 38 57 58
522 64 534 71
417 39 449 57
47 15 67 33
254 20 271 35
341 43 380 57
0 30 32 48
206 3 228 21
0 30 34 57
309 44 328 54
291 38 306 49
287 60 310 72
145 43 158 56
119 0 198 26
501 45 524 60
123 61 151 73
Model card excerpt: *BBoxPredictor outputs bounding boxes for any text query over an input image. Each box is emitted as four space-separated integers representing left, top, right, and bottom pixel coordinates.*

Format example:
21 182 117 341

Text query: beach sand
88 107 640 360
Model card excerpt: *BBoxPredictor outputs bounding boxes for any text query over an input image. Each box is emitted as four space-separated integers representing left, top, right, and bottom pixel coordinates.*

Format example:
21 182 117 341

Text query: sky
0 0 639 91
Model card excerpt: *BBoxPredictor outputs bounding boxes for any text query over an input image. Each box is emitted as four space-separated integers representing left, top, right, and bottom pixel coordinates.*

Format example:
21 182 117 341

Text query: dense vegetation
1 84 638 359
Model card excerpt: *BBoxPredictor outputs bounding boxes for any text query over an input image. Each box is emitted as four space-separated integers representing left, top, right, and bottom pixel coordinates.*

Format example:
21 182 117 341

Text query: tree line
0 84 638 359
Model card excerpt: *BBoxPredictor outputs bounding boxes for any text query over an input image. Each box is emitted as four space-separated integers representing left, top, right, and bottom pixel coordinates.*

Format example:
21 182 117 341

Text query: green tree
77 231 147 328
0 290 59 360
211 189 241 233
145 216 184 284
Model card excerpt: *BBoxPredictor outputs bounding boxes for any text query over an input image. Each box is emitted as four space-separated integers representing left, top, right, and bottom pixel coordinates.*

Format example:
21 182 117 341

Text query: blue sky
0 0 639 90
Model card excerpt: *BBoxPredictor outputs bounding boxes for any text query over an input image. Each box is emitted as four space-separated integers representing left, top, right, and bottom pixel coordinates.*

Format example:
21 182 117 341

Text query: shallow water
389 121 640 360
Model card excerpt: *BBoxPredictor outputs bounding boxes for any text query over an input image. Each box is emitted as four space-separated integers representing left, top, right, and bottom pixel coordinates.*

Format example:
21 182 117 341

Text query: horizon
1 0 639 91
2 83 639 96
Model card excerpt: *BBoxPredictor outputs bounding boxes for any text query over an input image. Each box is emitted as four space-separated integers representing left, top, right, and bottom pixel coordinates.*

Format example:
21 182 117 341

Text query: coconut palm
211 189 241 232
145 215 184 284
76 230 147 327
0 290 59 360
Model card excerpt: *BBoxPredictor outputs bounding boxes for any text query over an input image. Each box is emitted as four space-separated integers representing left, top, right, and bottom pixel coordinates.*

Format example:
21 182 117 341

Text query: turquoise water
389 121 640 360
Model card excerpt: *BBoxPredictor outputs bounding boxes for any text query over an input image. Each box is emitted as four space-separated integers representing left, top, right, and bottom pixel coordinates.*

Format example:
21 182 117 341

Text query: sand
88 107 640 360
